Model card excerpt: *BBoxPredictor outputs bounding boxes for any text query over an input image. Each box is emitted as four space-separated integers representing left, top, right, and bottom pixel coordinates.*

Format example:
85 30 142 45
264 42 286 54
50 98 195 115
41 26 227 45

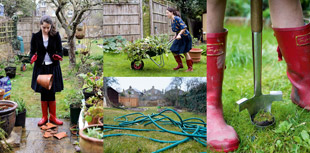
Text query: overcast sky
109 77 205 92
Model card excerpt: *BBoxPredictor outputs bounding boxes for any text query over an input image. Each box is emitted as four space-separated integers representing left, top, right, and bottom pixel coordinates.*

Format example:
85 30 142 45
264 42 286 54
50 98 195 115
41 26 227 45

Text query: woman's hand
30 53 37 64
52 54 63 61
176 34 182 40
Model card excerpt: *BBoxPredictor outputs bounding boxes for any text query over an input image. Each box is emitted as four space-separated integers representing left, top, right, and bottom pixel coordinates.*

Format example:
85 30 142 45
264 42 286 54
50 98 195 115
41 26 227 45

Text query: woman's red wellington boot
273 24 310 110
207 29 239 152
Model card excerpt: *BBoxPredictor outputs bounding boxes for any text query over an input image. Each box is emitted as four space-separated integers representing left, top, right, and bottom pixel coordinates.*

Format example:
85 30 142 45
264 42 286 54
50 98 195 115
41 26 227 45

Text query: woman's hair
167 7 180 17
40 15 57 36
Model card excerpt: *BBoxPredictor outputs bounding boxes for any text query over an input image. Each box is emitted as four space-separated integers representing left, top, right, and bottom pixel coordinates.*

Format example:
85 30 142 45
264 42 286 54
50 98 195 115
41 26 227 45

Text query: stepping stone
5 126 23 148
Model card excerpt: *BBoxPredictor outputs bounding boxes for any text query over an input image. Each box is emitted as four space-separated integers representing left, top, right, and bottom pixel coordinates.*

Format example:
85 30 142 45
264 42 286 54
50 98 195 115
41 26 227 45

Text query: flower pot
70 103 81 125
0 89 4 100
83 88 96 101
15 109 26 127
75 27 85 39
63 47 69 56
37 74 53 90
88 116 100 125
79 125 103 153
0 100 17 138
98 117 103 125
4 67 16 79
189 48 203 63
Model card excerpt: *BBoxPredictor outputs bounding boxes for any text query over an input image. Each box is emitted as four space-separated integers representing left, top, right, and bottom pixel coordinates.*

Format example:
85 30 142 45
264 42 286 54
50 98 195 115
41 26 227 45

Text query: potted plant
66 91 83 125
14 98 26 127
85 105 103 125
189 38 203 63
75 26 85 39
0 100 17 138
78 72 103 101
79 124 103 153
4 56 19 79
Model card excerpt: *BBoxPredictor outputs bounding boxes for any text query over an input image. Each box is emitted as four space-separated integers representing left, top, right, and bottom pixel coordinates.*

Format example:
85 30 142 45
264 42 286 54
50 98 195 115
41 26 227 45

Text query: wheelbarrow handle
167 38 175 45
251 0 263 32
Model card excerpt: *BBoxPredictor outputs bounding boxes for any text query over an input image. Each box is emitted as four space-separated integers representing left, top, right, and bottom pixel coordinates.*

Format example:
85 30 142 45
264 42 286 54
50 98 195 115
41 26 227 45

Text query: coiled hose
104 108 206 153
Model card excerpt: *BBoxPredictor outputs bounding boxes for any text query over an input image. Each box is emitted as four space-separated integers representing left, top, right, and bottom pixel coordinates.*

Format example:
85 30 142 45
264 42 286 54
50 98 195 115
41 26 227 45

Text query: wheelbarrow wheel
131 60 144 70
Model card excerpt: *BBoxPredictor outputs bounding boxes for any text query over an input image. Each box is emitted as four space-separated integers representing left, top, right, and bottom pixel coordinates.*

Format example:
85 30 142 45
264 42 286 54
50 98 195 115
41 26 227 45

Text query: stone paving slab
13 118 77 153
5 126 23 148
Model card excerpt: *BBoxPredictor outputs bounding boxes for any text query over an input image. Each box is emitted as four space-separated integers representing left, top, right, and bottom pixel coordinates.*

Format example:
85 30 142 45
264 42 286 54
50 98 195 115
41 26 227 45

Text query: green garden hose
104 108 206 153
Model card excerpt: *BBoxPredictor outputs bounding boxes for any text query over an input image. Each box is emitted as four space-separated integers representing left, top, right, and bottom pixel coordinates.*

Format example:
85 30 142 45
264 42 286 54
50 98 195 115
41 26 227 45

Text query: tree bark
68 36 76 68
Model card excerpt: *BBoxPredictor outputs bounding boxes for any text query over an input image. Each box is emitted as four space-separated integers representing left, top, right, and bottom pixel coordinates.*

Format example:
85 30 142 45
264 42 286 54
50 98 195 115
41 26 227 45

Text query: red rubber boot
207 29 239 152
48 101 63 125
185 59 193 72
38 101 48 126
273 24 310 110
173 55 183 70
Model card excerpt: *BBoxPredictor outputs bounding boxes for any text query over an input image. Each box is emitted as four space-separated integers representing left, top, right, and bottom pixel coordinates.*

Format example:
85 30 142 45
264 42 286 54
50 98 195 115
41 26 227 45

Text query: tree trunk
68 36 76 68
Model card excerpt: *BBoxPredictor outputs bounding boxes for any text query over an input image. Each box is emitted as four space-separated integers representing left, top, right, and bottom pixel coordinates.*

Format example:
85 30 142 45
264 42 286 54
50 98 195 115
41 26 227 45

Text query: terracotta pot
0 89 4 100
37 74 53 90
189 48 203 63
98 117 103 125
0 100 17 138
88 116 99 125
79 124 103 153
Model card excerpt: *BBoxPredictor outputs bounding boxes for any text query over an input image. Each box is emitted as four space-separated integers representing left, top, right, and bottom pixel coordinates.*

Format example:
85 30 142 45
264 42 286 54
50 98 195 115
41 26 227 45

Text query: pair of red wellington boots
207 24 310 152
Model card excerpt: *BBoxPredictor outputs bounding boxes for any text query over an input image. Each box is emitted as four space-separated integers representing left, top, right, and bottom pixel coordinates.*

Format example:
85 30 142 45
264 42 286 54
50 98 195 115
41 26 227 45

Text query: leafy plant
85 106 104 123
86 96 102 105
84 126 103 139
0 122 12 152
14 98 26 115
78 71 103 98
64 90 83 108
102 36 127 54
123 34 170 62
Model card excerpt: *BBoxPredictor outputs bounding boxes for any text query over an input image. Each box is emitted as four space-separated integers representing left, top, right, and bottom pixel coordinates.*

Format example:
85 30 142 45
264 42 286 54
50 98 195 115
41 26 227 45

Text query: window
41 1 46 7
42 11 46 16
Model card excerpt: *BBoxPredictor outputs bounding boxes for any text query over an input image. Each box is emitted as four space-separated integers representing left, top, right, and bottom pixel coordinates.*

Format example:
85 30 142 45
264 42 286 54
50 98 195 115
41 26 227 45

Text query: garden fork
236 0 282 126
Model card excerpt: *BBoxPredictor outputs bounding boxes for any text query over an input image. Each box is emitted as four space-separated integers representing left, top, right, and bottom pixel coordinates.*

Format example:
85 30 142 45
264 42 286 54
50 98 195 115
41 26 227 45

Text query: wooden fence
0 18 14 61
149 0 176 36
17 16 58 53
119 96 139 107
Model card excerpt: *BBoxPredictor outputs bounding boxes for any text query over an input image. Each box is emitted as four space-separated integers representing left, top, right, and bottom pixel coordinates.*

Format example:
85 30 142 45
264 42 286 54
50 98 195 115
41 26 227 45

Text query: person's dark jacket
30 30 63 66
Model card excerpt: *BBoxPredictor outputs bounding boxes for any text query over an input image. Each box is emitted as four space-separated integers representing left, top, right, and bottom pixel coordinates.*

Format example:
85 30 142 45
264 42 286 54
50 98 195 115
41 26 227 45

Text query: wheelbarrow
131 39 174 70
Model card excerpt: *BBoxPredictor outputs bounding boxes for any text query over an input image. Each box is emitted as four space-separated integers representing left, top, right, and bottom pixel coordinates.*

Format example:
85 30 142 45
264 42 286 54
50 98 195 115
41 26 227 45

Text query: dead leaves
40 123 67 140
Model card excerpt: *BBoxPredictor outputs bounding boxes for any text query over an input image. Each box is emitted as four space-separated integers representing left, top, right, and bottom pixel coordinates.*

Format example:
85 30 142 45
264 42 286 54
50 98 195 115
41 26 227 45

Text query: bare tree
169 77 184 107
49 0 103 68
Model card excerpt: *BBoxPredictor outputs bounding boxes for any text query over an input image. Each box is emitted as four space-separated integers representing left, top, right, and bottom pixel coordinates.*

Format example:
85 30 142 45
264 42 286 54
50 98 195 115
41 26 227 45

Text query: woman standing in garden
207 0 310 152
30 15 64 126
166 7 193 72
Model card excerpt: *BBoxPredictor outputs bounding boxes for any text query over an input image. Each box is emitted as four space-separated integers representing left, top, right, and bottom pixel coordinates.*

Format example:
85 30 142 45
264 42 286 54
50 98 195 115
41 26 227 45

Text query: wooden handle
251 0 263 32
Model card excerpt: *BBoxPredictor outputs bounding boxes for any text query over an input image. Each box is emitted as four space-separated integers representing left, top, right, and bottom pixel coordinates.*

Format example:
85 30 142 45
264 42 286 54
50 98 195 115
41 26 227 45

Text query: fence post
149 0 154 36
140 0 143 39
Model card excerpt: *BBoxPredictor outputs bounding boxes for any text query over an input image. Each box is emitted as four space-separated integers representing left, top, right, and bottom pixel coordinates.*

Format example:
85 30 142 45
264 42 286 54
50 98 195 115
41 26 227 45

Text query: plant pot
79 124 103 153
88 116 100 125
63 47 69 56
4 67 16 79
70 103 81 125
37 74 53 90
98 117 103 125
15 109 26 127
83 88 96 101
0 100 17 138
0 89 4 100
188 48 203 63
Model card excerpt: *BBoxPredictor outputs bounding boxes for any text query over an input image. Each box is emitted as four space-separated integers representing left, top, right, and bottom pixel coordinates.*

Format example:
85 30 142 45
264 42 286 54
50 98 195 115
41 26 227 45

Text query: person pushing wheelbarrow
166 7 193 72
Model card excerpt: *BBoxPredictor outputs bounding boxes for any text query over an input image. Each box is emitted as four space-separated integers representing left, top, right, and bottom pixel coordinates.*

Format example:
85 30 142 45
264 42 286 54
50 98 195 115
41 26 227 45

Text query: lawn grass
4 39 103 118
207 24 310 152
103 52 206 77
104 107 206 153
